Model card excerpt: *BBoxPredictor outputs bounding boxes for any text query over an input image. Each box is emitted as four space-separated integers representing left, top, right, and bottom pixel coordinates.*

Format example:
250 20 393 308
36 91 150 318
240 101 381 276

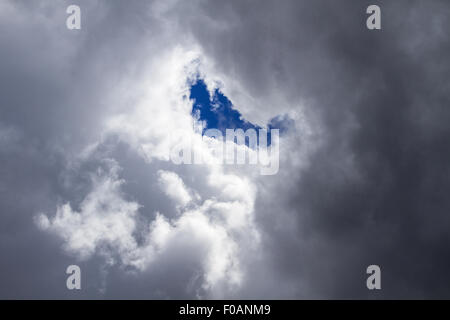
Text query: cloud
2 0 450 299
36 154 258 297
32 46 265 294
36 161 140 263
158 170 196 207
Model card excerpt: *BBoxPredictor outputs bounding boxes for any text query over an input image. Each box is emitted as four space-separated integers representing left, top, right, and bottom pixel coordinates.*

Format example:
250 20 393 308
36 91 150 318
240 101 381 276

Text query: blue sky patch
189 78 292 146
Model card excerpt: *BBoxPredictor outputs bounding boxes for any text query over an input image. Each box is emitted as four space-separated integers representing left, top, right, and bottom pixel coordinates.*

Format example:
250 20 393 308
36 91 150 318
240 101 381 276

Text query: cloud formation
1 0 450 299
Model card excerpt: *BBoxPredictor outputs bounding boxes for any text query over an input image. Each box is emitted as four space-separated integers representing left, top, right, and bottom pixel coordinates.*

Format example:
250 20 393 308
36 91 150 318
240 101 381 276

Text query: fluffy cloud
158 170 194 207
36 162 141 263
36 158 253 297
34 47 266 295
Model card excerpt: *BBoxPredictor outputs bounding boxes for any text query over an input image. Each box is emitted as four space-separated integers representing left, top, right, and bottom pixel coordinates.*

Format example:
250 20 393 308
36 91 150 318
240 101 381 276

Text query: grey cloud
182 0 450 298
1 0 450 299
169 0 450 298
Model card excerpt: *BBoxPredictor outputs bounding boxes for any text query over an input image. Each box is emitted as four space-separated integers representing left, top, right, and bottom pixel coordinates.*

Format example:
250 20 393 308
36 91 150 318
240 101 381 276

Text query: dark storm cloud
1 0 450 299
291 1 450 299
175 0 450 298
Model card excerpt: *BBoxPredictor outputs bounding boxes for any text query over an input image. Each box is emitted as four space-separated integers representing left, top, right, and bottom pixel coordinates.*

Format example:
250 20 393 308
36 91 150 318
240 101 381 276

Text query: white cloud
30 0 318 297
33 39 315 297
37 158 256 297
158 170 193 207
36 162 141 264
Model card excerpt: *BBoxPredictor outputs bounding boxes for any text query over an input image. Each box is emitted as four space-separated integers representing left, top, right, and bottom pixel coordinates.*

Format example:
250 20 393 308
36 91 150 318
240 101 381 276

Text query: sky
1 0 450 299
190 78 285 145
190 78 262 135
